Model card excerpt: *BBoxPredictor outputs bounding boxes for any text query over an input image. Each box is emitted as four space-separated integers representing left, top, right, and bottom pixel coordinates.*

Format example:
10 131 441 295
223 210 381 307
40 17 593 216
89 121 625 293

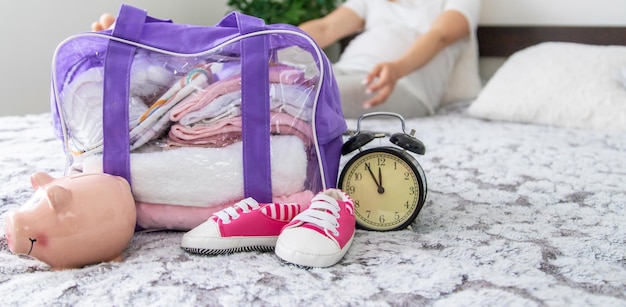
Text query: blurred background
0 0 623 116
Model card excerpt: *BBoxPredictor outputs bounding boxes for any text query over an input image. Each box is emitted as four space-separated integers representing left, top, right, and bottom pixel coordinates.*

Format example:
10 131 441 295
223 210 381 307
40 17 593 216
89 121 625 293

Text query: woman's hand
91 14 115 31
362 61 402 109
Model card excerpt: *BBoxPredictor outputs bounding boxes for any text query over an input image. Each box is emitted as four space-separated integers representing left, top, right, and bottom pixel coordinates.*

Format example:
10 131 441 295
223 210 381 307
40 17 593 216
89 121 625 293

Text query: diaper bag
50 4 346 230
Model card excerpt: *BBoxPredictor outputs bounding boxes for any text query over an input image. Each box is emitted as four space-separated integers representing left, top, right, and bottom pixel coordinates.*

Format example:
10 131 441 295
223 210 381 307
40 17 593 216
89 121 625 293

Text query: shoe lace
295 194 341 236
214 197 260 224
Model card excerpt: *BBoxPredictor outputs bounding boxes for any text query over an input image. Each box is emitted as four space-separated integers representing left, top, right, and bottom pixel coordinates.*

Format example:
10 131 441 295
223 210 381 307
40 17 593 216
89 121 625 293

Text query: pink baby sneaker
275 189 355 268
181 198 301 254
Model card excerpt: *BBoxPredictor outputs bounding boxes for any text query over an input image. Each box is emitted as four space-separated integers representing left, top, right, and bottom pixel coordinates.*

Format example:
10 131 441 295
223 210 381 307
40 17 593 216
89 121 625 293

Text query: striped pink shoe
275 189 355 268
181 198 301 255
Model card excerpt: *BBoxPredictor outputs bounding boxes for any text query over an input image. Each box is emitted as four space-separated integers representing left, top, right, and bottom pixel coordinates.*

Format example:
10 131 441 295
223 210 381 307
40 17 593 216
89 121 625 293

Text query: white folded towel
73 135 307 207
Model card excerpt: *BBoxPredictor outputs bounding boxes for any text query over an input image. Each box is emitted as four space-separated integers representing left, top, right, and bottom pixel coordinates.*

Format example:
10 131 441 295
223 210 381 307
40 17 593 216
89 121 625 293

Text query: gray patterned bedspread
1 103 624 306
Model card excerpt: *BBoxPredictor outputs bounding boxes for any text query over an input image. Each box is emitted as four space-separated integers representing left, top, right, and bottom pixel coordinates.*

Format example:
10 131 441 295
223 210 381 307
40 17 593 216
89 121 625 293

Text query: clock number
354 199 360 208
377 157 386 167
404 201 409 209
365 210 371 218
354 172 363 181
395 212 400 220
404 171 410 180
409 186 416 195
347 185 356 194
379 215 385 223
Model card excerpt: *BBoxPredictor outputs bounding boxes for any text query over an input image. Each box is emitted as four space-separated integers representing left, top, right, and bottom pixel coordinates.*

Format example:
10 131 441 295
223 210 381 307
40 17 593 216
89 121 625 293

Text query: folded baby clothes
177 91 242 126
269 83 315 122
176 83 315 126
127 68 212 151
169 65 310 123
169 74 241 122
167 112 313 148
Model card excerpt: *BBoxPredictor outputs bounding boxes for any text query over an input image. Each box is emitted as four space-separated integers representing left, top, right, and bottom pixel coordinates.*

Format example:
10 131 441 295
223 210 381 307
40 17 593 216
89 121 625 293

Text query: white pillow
468 42 626 132
442 37 483 104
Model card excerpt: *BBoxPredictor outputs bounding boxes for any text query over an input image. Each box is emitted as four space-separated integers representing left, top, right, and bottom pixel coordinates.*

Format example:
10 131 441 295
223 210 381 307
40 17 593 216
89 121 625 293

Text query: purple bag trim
103 5 147 184
238 14 273 203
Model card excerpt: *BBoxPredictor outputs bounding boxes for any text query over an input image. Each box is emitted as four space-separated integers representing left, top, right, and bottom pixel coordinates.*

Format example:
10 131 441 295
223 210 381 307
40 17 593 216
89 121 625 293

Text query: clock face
338 147 426 231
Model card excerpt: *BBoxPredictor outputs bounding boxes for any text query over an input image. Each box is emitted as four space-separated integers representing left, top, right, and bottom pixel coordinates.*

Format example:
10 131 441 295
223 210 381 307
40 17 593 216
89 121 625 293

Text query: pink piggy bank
3 172 136 270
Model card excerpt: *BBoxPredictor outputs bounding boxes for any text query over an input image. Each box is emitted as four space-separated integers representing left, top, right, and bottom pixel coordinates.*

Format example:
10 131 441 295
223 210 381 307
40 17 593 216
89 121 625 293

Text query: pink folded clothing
176 83 315 126
269 64 310 85
168 112 313 148
136 190 315 231
169 74 241 122
170 65 307 122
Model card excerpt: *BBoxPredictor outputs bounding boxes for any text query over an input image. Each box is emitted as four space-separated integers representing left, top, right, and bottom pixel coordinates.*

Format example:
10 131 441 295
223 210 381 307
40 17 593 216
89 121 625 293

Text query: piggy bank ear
30 172 55 190
46 185 72 213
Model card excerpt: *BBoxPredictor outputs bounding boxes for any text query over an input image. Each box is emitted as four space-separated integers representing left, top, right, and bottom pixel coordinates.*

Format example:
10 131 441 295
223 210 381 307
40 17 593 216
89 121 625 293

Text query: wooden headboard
477 26 626 57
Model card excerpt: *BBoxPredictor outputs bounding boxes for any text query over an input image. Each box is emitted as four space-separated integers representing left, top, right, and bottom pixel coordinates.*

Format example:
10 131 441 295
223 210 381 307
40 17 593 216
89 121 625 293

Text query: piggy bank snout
3 212 37 256
4 212 19 254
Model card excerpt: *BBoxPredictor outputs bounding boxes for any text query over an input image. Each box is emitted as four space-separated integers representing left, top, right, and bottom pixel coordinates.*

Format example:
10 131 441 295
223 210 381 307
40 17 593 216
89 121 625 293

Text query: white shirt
336 0 480 72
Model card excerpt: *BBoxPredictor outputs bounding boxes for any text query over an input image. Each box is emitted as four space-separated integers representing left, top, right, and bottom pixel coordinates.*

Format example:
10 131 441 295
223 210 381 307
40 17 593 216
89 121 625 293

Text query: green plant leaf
228 0 345 25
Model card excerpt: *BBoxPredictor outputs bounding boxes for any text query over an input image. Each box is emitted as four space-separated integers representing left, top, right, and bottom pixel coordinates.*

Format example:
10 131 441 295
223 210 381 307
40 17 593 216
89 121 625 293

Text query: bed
1 26 625 306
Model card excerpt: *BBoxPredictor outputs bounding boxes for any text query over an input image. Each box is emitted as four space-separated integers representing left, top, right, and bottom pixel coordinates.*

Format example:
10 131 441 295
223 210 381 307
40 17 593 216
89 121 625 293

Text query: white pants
332 43 457 119
333 68 431 119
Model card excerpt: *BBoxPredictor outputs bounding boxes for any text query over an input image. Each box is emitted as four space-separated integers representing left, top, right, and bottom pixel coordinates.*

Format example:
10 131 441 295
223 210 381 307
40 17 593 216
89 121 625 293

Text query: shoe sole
275 235 354 268
183 245 275 255
181 236 278 255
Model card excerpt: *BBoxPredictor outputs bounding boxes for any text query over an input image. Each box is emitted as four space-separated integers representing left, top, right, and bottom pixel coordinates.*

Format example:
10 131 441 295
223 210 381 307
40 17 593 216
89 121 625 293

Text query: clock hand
378 167 385 192
365 163 383 192
365 164 385 194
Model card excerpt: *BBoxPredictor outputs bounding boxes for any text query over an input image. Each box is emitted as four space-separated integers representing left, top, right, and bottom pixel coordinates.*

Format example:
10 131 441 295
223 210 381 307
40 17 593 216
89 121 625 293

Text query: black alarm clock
338 112 427 231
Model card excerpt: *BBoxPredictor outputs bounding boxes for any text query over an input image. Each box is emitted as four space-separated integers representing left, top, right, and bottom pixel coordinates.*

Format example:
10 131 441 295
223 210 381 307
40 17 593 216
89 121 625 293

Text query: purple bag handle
103 5 147 184
232 12 272 203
